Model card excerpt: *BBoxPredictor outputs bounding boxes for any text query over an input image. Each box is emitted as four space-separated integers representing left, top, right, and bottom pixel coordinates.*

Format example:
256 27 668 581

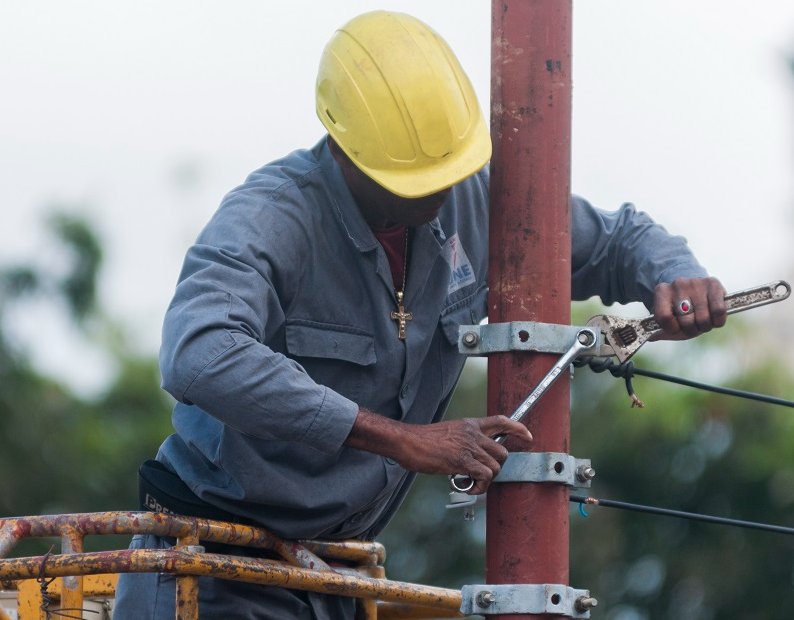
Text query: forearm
571 196 707 308
344 408 411 461
344 408 533 494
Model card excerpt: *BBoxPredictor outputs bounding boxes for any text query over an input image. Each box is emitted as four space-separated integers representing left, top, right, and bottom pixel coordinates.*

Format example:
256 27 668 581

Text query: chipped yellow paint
0 512 463 619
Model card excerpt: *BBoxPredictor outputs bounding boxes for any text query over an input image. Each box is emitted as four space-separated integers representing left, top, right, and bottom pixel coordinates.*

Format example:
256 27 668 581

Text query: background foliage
0 214 173 554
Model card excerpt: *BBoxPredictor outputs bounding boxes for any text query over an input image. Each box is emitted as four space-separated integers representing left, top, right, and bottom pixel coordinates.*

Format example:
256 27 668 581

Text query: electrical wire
570 495 794 537
575 357 794 409
566 359 794 537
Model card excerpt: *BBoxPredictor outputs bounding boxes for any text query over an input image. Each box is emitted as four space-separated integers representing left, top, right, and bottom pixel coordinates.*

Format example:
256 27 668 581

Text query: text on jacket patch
442 233 476 294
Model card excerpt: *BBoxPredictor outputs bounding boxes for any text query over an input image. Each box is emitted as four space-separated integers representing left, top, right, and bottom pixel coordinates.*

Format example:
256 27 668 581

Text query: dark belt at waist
138 459 280 557
138 459 255 525
138 460 361 565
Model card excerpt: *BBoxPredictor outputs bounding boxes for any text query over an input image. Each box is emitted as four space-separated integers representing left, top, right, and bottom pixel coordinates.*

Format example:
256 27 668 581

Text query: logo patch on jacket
442 233 476 294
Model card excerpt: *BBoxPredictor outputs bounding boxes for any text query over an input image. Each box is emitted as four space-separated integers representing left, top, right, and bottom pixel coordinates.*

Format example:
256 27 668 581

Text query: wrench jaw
585 315 630 362
585 314 659 363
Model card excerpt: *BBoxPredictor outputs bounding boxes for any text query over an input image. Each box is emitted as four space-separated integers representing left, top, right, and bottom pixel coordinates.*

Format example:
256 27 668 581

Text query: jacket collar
316 136 379 253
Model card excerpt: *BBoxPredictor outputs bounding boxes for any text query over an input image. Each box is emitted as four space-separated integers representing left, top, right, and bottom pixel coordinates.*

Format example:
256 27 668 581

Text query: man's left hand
652 276 728 340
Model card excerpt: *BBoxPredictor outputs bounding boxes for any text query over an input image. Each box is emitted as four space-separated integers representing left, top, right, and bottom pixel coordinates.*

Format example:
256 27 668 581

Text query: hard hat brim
351 122 493 199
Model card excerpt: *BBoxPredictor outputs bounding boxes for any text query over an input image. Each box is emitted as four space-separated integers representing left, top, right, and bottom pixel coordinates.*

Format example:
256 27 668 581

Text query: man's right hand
345 410 533 495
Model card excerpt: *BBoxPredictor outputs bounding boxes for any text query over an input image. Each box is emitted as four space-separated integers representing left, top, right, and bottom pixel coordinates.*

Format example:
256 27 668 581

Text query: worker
114 10 727 619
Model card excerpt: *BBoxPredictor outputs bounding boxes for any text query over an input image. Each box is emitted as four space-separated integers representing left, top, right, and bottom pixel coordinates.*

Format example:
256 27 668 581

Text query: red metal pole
487 2 573 619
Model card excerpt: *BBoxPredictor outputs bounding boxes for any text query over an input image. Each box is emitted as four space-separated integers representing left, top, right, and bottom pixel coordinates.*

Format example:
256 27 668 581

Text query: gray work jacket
157 137 706 540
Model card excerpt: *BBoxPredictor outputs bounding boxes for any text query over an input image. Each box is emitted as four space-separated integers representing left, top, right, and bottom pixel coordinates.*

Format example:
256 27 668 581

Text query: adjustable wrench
449 327 598 493
586 280 791 363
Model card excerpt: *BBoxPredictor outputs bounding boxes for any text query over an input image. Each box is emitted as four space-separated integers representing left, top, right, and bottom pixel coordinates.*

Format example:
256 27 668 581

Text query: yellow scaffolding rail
0 511 464 619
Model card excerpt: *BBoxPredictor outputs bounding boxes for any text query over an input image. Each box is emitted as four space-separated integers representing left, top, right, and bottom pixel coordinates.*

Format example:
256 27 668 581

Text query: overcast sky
2 1 794 393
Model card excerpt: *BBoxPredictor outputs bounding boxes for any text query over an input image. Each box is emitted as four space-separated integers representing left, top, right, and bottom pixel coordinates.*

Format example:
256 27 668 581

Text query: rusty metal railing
0 511 464 619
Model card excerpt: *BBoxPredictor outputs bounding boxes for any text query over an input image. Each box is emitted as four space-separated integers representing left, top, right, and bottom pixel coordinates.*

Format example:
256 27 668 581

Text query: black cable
570 495 794 537
630 366 794 408
567 359 794 538
575 357 794 409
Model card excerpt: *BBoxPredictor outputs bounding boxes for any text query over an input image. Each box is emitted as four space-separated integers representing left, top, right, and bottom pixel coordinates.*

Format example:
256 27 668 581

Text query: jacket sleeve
571 195 708 309
159 191 359 455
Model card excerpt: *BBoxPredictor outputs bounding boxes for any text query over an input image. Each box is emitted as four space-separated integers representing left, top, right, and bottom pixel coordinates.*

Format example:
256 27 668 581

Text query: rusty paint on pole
487 2 573 619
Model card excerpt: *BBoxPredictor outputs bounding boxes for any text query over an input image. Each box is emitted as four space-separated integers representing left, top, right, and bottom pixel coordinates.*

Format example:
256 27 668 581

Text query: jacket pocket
285 319 376 366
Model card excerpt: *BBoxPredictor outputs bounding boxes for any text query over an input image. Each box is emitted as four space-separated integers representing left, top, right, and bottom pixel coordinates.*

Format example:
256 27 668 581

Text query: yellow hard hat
316 11 492 199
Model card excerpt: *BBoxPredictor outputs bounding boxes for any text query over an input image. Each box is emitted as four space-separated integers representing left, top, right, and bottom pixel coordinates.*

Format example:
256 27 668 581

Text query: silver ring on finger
674 298 694 316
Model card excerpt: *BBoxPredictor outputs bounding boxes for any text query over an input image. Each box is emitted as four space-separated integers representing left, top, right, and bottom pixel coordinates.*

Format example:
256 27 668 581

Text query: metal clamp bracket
461 584 596 617
458 321 607 356
493 452 594 488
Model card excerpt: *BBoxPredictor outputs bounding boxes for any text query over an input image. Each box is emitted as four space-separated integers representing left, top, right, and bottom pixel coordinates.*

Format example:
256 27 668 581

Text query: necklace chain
399 229 408 293
390 229 413 340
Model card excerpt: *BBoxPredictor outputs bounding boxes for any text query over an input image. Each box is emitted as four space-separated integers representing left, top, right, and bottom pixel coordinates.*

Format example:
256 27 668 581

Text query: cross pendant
390 290 413 340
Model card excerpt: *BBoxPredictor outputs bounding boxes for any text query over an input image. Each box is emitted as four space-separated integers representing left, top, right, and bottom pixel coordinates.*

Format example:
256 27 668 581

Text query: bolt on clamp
493 453 595 487
461 584 597 618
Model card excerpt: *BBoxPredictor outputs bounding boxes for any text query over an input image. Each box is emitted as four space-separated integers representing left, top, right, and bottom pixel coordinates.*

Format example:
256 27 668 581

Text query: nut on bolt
576 465 596 482
575 596 598 612
476 590 496 608
462 331 480 348
577 329 595 346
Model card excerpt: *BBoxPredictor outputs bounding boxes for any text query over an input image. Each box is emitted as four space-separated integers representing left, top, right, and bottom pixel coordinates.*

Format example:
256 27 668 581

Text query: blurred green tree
0 212 173 554
568 317 794 620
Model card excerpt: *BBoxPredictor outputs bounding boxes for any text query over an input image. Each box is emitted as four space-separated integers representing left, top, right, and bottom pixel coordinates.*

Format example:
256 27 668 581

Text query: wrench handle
723 280 791 314
642 280 791 334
